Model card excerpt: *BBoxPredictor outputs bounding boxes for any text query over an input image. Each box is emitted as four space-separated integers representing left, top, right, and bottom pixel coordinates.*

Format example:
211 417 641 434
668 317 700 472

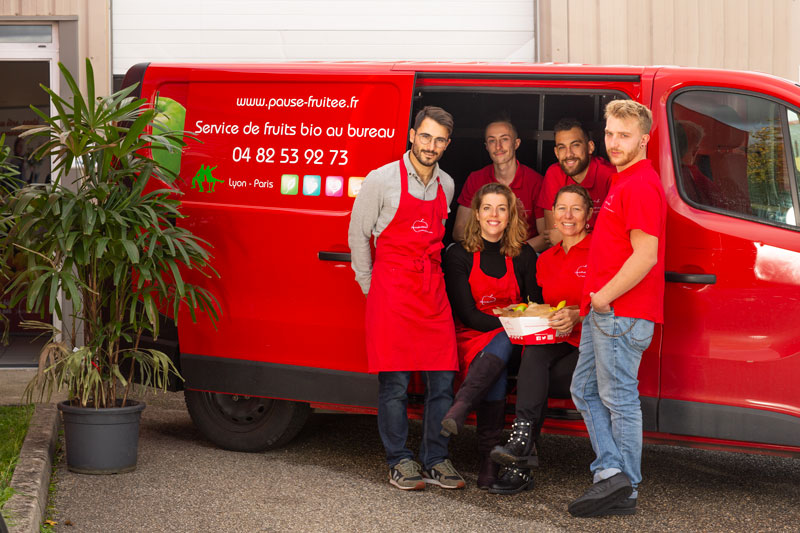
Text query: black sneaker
567 472 633 517
600 497 637 516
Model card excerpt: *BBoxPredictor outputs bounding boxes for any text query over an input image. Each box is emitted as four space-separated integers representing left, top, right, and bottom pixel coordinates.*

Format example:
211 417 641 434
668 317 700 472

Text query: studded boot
488 465 534 495
489 418 539 468
440 351 506 437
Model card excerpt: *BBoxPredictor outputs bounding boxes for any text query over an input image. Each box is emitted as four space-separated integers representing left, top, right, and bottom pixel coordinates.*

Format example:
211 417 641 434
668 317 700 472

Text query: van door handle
665 272 716 284
318 251 351 262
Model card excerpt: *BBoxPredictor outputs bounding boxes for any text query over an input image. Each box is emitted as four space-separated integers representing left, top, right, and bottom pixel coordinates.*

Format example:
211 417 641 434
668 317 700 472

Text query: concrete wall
538 0 800 82
4 1 799 97
0 0 112 95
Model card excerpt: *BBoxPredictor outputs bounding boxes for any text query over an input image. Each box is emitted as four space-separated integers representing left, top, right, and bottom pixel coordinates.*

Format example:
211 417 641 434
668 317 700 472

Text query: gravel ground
50 392 800 533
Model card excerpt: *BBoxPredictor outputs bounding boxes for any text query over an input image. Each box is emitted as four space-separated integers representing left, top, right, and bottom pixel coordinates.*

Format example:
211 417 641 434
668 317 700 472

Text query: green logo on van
191 164 225 193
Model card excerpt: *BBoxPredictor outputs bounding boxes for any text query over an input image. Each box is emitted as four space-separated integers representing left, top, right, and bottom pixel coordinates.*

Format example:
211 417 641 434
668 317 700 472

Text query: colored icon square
325 176 344 197
281 174 299 195
348 177 364 198
303 175 321 196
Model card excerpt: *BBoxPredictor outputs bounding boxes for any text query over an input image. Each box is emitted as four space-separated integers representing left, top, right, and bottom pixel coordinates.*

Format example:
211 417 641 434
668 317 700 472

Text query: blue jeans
377 370 455 469
570 309 654 490
482 331 514 402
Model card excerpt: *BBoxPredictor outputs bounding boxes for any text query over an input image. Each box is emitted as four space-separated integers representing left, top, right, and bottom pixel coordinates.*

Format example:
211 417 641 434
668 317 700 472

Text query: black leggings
514 342 579 437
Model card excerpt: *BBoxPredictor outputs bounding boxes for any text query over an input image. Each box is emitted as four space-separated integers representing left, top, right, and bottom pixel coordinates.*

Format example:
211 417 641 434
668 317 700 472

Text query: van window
788 109 800 226
671 90 798 227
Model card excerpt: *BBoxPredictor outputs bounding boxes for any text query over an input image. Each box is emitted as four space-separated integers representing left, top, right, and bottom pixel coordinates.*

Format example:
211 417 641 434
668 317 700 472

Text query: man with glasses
349 106 465 491
452 118 546 251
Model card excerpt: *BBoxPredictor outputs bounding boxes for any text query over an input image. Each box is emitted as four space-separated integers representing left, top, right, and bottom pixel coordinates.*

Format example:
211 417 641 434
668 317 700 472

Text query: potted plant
0 59 220 474
0 134 23 342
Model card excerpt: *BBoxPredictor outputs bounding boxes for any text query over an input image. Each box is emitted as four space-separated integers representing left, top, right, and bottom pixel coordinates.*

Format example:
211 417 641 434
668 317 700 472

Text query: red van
122 62 800 456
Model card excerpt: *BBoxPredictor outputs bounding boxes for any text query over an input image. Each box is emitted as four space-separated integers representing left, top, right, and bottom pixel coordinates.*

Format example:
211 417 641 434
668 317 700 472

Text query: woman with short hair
489 184 593 494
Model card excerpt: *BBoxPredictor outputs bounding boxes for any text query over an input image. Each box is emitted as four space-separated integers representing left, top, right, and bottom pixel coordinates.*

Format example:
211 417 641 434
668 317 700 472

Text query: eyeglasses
416 132 449 147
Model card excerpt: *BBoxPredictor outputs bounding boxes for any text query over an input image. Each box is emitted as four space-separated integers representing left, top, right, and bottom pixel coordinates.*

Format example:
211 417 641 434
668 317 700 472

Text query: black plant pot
58 400 146 474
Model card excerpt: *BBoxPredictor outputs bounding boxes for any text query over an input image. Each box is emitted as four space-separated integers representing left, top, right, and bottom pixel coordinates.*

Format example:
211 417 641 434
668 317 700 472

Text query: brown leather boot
475 399 506 489
440 352 506 437
477 454 500 490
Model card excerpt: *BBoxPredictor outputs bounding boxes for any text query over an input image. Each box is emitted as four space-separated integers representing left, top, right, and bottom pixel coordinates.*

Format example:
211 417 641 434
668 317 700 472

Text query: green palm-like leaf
4 59 220 408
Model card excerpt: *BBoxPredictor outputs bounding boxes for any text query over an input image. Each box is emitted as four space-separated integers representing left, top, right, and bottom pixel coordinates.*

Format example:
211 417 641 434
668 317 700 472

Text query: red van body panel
128 62 800 456
652 68 800 422
138 64 415 372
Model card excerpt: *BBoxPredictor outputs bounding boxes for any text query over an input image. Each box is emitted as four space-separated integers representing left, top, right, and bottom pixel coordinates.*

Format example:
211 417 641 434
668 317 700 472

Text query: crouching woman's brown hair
461 182 528 258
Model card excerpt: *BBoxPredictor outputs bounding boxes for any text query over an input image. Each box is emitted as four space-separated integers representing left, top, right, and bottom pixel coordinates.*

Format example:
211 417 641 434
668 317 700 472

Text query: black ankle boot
440 352 506 437
488 465 534 495
489 418 539 467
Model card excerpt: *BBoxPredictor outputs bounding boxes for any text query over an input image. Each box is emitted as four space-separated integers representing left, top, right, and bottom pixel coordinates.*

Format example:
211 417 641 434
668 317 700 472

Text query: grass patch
39 429 62 533
0 404 34 511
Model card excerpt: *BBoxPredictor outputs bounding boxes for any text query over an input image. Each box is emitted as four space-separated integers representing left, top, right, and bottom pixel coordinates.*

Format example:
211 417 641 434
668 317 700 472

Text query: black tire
184 390 310 452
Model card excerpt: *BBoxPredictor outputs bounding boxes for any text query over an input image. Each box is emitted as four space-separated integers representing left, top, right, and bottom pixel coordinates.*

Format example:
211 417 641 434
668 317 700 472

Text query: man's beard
560 154 590 177
412 144 440 167
608 148 638 169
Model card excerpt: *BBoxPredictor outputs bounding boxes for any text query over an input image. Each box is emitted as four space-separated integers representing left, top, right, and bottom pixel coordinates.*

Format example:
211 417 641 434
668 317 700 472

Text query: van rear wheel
184 390 310 452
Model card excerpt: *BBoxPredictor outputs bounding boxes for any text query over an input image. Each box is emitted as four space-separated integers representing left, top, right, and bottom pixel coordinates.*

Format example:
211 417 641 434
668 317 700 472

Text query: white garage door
111 0 534 75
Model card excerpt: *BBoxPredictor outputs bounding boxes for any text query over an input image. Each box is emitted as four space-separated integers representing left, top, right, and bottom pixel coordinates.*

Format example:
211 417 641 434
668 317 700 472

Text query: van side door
139 65 416 385
653 68 800 448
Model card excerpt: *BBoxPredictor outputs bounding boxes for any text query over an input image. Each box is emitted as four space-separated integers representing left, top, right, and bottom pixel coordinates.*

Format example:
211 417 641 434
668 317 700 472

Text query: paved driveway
51 393 800 532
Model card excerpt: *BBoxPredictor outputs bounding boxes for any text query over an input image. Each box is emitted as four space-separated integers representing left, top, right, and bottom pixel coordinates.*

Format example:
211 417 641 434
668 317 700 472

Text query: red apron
455 252 521 375
365 158 458 373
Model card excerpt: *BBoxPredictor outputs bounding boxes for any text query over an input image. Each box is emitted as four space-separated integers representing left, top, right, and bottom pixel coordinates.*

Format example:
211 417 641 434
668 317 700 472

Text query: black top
444 239 542 332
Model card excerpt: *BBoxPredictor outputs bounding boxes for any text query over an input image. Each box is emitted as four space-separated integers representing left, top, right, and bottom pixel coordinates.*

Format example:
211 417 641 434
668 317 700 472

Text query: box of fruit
493 301 566 345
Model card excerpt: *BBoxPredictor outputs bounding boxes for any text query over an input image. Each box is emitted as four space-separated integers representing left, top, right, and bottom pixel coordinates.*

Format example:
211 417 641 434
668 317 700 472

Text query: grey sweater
347 151 454 294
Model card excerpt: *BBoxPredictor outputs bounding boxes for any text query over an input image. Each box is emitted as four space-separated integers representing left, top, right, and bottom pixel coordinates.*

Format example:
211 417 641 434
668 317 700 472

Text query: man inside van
536 118 615 247
348 106 465 491
452 118 546 251
568 100 666 517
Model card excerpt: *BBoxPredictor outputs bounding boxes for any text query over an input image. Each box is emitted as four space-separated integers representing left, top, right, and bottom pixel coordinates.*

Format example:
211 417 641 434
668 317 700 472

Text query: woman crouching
489 184 593 493
441 182 541 489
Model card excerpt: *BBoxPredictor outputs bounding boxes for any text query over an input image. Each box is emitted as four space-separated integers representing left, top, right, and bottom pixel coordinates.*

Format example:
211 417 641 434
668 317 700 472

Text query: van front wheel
184 390 310 452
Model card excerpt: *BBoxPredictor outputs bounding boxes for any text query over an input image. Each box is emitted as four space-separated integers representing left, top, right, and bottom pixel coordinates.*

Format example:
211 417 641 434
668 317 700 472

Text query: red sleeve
535 250 548 288
595 161 614 200
457 171 480 208
622 178 664 237
536 164 561 213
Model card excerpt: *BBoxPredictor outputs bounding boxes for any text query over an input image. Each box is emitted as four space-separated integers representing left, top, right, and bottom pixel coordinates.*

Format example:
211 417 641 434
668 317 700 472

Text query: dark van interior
409 87 625 414
410 88 625 243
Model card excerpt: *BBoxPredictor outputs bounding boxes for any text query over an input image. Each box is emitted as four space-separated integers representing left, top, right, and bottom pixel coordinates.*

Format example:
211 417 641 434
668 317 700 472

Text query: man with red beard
536 118 614 247
452 118 546 251
349 106 465 491
568 100 666 517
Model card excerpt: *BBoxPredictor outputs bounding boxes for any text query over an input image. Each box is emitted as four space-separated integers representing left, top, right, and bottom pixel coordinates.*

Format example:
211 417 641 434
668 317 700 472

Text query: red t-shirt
457 162 543 238
536 234 591 346
581 159 666 323
535 156 615 230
